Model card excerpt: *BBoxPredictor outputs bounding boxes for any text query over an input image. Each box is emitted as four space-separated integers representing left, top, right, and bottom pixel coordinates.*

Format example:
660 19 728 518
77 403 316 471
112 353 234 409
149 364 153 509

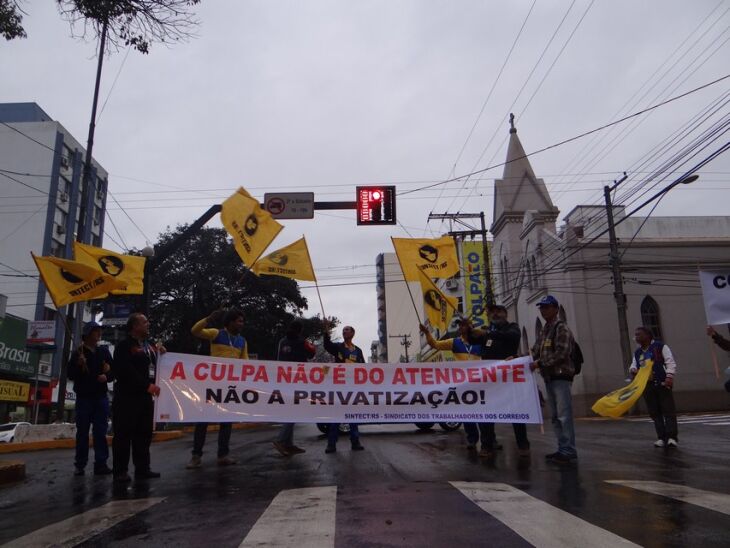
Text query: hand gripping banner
155 354 542 424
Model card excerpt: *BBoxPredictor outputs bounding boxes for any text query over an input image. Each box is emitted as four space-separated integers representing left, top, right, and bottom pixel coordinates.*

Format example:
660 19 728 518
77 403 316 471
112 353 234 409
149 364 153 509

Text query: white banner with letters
155 353 542 424
700 270 730 325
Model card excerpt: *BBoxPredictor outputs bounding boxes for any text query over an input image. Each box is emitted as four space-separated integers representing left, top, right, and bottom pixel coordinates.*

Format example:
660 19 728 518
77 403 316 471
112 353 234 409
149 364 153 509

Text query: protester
630 326 678 447
420 318 486 452
468 304 529 460
272 320 317 457
187 309 248 468
530 295 578 464
111 313 163 483
707 326 730 392
67 321 113 476
323 320 365 453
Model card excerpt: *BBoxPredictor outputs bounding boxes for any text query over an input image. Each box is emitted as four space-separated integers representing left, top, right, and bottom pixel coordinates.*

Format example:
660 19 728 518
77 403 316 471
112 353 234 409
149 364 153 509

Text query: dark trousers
192 423 232 458
465 422 529 450
74 395 109 468
643 383 678 441
112 395 154 475
327 423 359 445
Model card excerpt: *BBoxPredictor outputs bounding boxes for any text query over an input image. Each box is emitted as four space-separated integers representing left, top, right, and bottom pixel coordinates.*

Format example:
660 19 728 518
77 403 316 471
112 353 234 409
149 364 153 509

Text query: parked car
0 422 31 443
316 422 461 435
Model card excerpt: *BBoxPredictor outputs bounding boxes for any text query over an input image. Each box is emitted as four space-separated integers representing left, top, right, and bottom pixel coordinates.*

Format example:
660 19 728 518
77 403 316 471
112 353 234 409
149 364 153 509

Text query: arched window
640 296 663 340
559 305 567 323
522 327 530 355
535 317 543 342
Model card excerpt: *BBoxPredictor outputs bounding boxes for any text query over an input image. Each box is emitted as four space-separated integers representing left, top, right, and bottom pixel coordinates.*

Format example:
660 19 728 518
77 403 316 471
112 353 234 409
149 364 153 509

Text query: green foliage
149 225 327 360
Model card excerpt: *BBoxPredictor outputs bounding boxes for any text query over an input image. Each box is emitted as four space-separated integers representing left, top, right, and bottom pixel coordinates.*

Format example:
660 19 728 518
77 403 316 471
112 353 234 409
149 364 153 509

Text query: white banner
700 270 730 325
155 353 542 424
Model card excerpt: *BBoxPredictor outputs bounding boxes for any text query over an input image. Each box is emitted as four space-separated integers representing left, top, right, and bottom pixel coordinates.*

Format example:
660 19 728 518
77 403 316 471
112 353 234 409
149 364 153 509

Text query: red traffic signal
356 186 396 225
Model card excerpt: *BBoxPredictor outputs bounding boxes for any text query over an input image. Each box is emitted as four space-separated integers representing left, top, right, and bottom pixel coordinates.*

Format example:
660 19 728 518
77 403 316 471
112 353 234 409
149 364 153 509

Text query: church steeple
491 115 558 235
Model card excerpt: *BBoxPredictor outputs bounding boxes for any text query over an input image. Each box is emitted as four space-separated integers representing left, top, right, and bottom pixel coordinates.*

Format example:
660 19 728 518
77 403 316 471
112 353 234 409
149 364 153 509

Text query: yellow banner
417 268 458 332
591 362 652 418
252 237 316 281
221 187 284 268
73 241 146 295
0 379 29 402
462 241 490 328
392 236 460 281
32 254 127 308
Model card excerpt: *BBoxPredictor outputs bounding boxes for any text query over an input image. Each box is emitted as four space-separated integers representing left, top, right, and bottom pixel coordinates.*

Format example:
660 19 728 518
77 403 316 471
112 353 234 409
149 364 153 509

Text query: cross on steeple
509 113 516 134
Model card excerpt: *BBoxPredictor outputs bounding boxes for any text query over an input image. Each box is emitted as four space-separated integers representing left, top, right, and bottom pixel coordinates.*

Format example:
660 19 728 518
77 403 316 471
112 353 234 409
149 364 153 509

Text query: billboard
0 315 39 377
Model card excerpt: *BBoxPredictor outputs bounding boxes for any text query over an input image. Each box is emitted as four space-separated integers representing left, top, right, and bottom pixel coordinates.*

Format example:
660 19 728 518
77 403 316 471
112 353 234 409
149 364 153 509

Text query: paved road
1 414 729 547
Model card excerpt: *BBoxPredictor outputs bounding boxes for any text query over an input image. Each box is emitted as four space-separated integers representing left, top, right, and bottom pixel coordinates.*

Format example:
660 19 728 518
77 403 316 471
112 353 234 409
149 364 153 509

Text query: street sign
26 320 56 345
263 192 314 219
356 186 397 225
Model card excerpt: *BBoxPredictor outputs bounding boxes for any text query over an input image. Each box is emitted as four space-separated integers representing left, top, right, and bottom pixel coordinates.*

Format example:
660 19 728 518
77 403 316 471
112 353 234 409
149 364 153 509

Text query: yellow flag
73 241 146 295
591 362 652 418
32 254 127 308
221 187 284 267
251 237 316 281
392 236 460 281
417 268 458 332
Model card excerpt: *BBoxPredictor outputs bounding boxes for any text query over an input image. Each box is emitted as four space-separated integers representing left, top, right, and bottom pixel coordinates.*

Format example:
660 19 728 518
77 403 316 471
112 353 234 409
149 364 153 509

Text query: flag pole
391 237 422 324
302 236 327 320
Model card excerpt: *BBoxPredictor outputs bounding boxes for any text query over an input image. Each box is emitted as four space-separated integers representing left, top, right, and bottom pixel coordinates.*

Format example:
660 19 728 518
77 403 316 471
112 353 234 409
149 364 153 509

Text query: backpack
570 340 584 375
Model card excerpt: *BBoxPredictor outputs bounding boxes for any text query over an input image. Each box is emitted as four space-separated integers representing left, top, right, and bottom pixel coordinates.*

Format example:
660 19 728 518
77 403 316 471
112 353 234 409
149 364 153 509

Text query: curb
0 460 26 485
0 431 184 454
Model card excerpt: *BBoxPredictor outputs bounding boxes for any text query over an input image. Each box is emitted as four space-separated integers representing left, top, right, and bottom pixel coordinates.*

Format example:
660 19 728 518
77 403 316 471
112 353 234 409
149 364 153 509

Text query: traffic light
356 186 396 225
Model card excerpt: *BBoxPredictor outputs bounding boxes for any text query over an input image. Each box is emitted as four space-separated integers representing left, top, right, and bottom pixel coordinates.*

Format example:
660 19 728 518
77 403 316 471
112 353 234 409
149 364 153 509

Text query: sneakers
217 456 237 466
134 470 161 479
325 444 337 454
74 467 85 476
478 447 494 459
654 439 666 448
272 441 292 456
288 445 306 454
351 441 365 451
544 452 561 461
667 438 678 447
550 453 577 465
93 464 113 476
186 455 202 469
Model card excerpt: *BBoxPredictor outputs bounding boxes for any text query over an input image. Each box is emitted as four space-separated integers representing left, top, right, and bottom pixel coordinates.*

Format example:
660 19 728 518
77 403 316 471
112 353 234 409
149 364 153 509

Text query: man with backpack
530 295 579 464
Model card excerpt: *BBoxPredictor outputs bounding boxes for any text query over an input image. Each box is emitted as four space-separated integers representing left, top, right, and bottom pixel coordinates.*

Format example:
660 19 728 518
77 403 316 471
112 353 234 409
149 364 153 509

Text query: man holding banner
629 326 678 448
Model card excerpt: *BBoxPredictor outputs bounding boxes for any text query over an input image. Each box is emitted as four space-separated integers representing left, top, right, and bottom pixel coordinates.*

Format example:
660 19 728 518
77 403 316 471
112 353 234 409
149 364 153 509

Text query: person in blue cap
67 321 113 476
530 295 578 464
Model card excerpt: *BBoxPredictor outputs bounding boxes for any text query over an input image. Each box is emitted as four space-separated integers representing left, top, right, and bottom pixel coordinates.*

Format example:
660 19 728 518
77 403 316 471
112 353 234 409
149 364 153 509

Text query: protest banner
155 354 542 424
699 270 730 325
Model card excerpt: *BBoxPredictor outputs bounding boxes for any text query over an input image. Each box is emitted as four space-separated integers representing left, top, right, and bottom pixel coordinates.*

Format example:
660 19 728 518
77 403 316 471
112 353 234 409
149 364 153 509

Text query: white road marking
3 497 165 548
239 486 337 548
606 480 730 516
451 482 640 548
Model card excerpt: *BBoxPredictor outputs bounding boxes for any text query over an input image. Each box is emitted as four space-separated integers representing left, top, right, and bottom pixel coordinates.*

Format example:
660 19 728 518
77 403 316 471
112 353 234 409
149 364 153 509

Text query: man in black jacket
272 320 316 456
111 313 163 483
67 321 113 476
468 304 529 460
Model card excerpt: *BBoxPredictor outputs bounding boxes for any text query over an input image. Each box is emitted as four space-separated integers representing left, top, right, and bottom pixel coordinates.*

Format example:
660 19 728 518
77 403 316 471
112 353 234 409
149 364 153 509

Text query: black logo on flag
617 385 639 402
269 253 288 266
60 268 83 284
424 289 443 311
418 244 438 263
244 215 259 237
98 255 124 276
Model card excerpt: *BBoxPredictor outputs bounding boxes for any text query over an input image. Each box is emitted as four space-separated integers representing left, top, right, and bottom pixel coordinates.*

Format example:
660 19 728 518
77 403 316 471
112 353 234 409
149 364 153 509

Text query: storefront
0 314 41 422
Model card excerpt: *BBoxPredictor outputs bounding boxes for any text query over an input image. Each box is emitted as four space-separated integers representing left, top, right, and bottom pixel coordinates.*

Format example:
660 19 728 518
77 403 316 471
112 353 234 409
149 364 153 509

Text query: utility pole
604 173 632 374
389 334 412 362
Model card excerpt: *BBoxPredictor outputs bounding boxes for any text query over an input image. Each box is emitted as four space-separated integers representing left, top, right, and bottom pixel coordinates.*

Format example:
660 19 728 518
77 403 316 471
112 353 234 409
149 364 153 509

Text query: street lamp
605 173 699 374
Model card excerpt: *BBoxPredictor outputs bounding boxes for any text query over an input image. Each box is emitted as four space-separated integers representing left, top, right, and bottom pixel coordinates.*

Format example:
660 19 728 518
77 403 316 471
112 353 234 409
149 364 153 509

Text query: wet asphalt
1 415 729 547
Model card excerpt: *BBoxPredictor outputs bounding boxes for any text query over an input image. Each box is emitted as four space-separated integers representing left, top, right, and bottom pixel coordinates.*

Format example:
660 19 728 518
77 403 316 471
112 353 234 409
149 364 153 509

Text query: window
640 296 663 339
50 240 64 257
535 317 543 342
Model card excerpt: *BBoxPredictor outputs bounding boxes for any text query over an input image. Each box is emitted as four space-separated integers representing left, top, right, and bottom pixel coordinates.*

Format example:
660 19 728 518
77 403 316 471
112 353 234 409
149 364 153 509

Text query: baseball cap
82 321 102 337
536 295 559 307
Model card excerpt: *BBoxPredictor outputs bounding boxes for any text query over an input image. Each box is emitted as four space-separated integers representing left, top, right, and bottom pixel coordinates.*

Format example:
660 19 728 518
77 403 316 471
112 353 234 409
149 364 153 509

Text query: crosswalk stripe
239 486 337 547
451 482 639 548
3 497 165 548
606 480 730 516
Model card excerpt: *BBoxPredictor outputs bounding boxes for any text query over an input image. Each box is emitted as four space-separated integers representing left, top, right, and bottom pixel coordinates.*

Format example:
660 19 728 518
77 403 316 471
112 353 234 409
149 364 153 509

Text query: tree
0 0 26 40
148 226 329 360
56 0 201 54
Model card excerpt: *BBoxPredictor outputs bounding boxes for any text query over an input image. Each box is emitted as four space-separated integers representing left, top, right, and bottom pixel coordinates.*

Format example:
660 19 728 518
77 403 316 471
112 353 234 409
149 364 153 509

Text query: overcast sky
3 0 729 350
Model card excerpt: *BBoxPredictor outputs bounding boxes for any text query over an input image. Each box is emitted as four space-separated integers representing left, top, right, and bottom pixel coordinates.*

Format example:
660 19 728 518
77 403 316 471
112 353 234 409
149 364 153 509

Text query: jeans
277 423 295 446
192 423 232 458
112 395 154 475
545 379 577 457
480 422 530 451
643 384 678 441
74 395 109 469
327 423 359 446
